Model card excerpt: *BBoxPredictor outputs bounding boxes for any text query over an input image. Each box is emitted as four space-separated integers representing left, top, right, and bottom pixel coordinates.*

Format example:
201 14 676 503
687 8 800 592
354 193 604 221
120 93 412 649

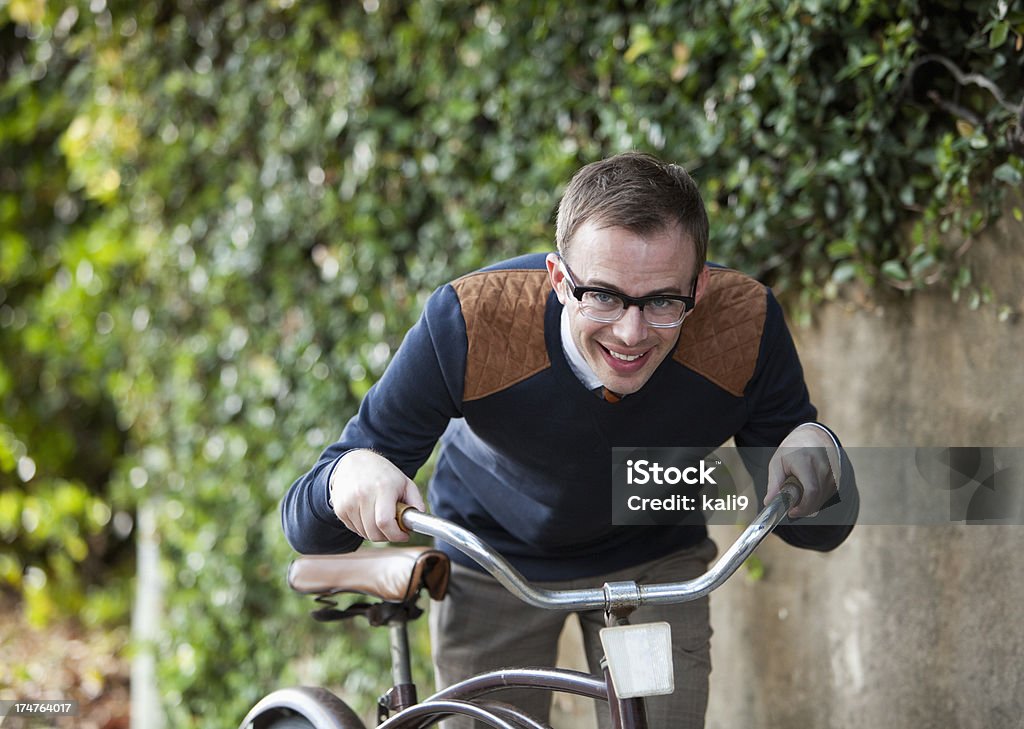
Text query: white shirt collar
560 305 604 391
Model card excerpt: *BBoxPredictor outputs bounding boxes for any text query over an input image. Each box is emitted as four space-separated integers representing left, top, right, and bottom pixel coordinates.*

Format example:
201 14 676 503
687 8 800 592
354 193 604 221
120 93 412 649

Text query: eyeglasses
558 254 696 328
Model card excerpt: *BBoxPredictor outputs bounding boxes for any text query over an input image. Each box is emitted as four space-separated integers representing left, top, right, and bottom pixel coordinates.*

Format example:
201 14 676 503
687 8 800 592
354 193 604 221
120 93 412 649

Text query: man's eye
648 297 674 310
590 292 618 306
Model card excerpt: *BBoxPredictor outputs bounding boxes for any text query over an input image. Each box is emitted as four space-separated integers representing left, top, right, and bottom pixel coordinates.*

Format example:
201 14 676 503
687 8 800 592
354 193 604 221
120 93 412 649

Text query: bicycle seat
288 547 451 603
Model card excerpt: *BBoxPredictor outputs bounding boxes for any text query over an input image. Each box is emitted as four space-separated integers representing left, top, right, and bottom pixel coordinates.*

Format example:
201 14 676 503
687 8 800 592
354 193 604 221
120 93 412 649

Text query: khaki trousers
429 539 718 729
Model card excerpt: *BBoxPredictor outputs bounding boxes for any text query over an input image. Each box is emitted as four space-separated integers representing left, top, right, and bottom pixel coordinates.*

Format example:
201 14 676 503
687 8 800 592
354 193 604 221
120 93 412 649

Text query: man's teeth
609 350 642 362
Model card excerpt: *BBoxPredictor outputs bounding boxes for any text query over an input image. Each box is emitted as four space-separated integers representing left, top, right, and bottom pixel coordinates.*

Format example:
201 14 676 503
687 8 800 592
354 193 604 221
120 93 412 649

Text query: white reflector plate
599 621 674 699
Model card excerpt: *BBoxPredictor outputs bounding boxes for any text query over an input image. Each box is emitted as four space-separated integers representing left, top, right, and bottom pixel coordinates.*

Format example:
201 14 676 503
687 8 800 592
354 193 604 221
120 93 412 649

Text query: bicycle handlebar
397 477 803 614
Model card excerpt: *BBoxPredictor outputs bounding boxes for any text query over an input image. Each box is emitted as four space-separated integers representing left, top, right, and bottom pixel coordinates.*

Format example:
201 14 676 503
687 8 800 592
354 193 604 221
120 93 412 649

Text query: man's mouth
600 344 651 372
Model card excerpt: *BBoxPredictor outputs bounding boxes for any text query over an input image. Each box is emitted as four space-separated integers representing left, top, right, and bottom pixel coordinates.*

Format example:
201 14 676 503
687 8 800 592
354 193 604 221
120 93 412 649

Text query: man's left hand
764 425 841 518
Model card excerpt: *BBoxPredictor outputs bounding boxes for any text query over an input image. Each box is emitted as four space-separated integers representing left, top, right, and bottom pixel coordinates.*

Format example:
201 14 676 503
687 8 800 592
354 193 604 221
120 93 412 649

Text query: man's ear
693 264 711 305
546 253 568 305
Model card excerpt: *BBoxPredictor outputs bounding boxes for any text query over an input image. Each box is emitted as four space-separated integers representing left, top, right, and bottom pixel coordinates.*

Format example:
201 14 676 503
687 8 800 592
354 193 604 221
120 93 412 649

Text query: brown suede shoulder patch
452 268 551 402
673 268 767 397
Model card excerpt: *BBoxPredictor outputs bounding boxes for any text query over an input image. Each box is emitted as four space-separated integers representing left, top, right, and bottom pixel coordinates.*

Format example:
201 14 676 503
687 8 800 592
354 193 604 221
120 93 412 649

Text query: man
283 152 858 728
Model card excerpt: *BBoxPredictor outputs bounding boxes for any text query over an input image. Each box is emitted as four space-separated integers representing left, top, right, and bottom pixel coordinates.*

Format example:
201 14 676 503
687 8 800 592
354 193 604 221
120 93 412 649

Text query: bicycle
238 478 803 729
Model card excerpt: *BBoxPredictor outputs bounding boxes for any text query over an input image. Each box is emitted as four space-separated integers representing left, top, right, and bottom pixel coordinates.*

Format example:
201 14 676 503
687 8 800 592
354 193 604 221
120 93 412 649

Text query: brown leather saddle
288 547 451 624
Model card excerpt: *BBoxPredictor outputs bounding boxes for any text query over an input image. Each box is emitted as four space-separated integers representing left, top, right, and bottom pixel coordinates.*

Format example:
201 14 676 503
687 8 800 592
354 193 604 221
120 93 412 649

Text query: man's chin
600 371 653 397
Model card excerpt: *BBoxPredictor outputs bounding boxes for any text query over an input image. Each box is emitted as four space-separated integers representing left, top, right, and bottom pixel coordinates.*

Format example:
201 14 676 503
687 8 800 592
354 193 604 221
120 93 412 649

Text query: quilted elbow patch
673 269 767 397
453 269 552 401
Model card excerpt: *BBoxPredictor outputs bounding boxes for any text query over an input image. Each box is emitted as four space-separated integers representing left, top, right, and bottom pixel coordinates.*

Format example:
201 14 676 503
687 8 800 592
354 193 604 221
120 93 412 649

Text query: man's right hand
329 449 426 543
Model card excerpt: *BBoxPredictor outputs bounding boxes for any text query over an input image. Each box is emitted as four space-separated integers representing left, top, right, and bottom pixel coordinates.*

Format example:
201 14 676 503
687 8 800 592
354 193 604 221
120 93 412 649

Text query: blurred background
1 1 1022 728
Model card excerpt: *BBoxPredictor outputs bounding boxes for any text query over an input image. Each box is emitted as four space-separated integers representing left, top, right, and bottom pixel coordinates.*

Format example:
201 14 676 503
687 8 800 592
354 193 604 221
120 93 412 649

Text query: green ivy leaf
990 20 1010 48
993 162 1022 186
826 239 857 259
624 24 654 63
882 260 909 281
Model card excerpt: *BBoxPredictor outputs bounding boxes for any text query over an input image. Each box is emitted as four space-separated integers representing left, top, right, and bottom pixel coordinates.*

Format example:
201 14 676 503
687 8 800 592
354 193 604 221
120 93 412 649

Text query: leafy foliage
1 0 1021 725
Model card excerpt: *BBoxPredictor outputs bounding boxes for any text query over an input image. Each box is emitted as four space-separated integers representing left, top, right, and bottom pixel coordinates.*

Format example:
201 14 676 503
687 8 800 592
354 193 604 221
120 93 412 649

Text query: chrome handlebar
398 479 802 614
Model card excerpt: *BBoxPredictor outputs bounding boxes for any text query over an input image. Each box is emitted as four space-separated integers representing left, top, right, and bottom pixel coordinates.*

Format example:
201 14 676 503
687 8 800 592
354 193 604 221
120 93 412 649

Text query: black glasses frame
558 254 696 328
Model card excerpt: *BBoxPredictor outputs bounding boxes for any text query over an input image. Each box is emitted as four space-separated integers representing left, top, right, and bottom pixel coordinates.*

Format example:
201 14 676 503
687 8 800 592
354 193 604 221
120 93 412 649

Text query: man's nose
611 305 648 346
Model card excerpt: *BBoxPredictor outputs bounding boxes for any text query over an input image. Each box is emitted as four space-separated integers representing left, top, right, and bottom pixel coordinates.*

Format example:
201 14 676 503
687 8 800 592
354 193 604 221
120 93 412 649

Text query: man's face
546 220 699 396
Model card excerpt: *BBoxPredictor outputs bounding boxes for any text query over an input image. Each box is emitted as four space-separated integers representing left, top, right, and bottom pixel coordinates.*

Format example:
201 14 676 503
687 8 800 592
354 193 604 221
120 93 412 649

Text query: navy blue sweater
282 254 857 579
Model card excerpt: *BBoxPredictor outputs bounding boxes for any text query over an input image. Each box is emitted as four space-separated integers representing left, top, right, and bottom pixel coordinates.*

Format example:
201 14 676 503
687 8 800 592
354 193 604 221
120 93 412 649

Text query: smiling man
283 152 858 728
550 222 699 397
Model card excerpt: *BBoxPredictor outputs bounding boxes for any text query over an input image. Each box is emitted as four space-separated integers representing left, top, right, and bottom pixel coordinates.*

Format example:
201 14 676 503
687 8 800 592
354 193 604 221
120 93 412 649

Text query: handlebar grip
396 501 419 533
780 475 803 509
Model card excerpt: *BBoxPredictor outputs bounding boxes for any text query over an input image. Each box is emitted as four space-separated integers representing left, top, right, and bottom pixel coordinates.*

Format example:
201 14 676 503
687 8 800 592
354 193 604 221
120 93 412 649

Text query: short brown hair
555 152 709 278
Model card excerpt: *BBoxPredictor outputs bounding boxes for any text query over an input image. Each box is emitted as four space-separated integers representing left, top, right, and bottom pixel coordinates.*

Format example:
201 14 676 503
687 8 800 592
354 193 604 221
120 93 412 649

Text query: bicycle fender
238 686 366 729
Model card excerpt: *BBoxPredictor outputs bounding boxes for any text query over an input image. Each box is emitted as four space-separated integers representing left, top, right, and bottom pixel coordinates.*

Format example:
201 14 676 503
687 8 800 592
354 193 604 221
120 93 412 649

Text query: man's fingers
333 490 387 541
359 505 392 543
402 479 427 512
764 455 787 506
373 485 420 542
337 514 358 537
784 463 820 518
765 440 839 517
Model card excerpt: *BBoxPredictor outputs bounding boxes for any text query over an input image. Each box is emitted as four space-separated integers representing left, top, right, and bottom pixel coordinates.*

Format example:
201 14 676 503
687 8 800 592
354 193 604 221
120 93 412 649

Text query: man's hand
329 449 427 542
765 425 841 518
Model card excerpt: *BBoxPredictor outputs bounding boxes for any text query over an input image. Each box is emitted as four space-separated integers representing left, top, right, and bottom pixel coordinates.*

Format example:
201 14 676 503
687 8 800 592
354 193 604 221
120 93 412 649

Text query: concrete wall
706 198 1024 728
